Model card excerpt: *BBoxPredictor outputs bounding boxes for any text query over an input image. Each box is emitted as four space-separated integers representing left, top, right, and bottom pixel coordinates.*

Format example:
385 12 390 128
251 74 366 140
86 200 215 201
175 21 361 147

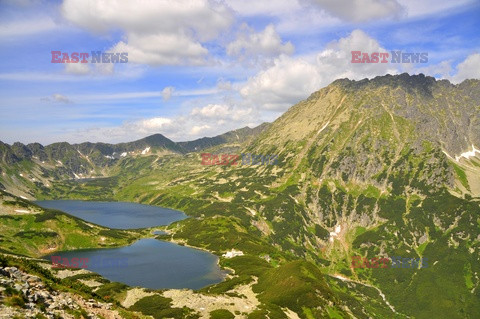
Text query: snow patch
222 249 244 258
332 274 348 281
19 196 27 199
329 224 342 242
141 147 151 155
335 225 341 234
120 152 127 157
318 121 330 134
104 155 115 159
15 209 29 213
455 144 480 162
19 173 23 177
246 207 256 216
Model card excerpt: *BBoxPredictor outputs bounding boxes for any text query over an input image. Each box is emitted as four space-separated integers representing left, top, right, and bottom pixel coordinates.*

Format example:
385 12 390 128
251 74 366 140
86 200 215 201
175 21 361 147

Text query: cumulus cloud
61 0 234 66
240 55 323 110
191 104 230 118
66 103 260 143
226 0 300 16
191 103 253 121
190 124 211 135
112 32 209 66
412 53 480 83
134 117 175 134
450 53 480 83
307 0 405 22
64 62 91 75
227 23 294 65
240 30 397 111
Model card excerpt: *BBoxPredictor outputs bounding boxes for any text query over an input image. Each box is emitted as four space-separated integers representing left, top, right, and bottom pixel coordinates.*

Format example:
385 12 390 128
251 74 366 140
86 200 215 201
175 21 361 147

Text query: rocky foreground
0 266 120 319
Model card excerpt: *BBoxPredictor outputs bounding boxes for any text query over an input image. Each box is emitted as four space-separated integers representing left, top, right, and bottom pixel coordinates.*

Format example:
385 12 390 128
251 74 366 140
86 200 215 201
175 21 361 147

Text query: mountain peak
331 73 443 97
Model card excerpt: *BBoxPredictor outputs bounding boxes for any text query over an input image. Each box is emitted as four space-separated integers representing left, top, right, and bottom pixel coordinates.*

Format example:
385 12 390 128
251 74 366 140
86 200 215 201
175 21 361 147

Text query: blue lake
36 200 225 290
44 238 225 290
35 200 187 229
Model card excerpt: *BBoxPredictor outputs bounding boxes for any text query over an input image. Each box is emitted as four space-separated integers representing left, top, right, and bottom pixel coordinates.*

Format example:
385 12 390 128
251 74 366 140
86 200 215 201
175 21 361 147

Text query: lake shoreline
35 200 225 290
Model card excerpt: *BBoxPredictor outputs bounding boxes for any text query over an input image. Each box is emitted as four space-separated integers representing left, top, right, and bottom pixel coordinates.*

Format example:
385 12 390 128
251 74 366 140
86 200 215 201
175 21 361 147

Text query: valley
1 74 479 318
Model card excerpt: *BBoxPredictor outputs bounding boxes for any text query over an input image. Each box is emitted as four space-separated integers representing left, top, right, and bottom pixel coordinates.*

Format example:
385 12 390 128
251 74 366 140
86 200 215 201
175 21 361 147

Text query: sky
0 0 479 145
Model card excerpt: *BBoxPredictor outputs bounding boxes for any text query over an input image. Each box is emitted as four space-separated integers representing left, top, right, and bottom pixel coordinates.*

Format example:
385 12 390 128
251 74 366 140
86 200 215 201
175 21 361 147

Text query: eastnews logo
51 256 128 269
51 51 128 63
351 255 428 269
351 51 428 63
201 153 278 166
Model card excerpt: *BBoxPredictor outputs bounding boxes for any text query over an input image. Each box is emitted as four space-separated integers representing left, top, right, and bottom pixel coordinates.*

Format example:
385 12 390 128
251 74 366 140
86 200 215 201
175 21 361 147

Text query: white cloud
240 30 397 111
53 94 72 104
413 60 453 79
62 100 261 143
162 87 175 101
226 0 340 34
65 62 91 75
136 117 173 132
191 104 230 118
217 78 233 91
71 87 217 102
240 55 323 110
61 0 234 66
190 124 211 135
412 53 480 83
307 0 405 22
227 24 294 65
450 53 480 83
0 67 143 82
41 93 73 104
0 17 57 38
226 0 300 16
398 0 475 18
191 103 253 120
316 29 395 79
112 32 209 66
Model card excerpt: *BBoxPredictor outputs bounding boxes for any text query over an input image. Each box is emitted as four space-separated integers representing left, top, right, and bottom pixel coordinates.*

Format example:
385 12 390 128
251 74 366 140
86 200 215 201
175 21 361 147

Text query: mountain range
1 73 479 319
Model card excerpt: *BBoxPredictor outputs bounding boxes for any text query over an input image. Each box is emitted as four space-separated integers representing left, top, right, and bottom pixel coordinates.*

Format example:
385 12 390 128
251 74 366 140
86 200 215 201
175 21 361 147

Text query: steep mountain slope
106 73 479 318
250 73 479 195
235 73 480 318
1 73 479 318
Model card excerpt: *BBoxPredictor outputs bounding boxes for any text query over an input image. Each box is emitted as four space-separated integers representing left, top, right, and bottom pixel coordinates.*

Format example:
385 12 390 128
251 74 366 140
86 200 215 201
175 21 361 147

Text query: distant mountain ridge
0 123 269 196
178 123 270 152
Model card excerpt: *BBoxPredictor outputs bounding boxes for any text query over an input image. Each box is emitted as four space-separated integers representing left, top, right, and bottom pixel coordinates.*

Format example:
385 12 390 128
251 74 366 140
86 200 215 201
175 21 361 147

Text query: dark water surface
44 239 225 290
35 200 186 229
37 200 224 289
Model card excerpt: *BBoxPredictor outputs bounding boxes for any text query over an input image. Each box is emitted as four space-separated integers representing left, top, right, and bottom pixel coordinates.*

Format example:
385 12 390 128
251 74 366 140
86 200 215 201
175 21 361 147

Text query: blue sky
0 0 479 145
